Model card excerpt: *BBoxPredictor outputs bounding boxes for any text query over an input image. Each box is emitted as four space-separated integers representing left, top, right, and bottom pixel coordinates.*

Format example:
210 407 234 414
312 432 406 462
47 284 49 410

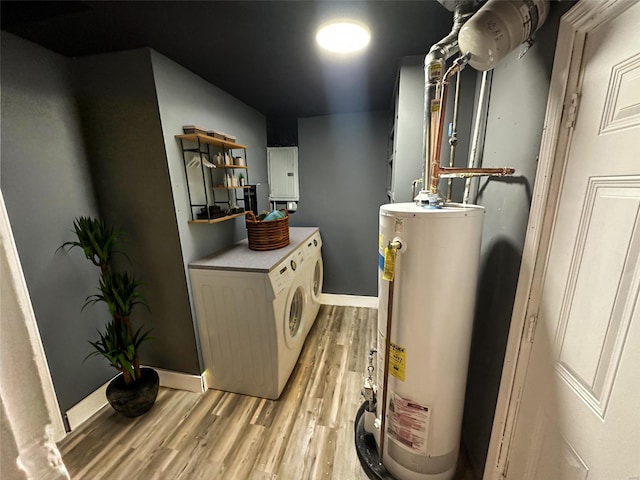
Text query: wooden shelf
188 212 246 224
178 131 250 224
175 133 247 150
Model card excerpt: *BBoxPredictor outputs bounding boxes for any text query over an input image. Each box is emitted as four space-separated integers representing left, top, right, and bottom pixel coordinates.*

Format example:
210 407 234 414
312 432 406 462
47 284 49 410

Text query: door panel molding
600 52 640 134
556 177 640 418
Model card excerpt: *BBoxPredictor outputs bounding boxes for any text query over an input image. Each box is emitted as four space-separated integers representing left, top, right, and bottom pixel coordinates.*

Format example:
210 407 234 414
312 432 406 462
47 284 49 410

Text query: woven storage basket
245 209 290 251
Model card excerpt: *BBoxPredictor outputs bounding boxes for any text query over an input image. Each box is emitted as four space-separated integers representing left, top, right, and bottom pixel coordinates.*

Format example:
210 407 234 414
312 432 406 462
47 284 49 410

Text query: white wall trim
154 367 204 393
65 378 112 432
483 1 634 478
65 367 204 432
320 293 378 309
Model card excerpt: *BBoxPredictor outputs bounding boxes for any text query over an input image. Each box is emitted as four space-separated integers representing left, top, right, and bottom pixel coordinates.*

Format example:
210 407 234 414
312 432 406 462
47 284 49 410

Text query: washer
301 230 323 337
188 227 318 399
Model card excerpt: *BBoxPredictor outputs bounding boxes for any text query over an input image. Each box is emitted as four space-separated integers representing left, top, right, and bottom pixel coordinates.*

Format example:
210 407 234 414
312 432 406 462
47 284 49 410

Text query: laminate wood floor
59 305 476 480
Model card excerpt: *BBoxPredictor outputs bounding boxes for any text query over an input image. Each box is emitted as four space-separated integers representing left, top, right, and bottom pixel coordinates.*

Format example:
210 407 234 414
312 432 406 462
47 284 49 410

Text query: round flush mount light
316 20 371 53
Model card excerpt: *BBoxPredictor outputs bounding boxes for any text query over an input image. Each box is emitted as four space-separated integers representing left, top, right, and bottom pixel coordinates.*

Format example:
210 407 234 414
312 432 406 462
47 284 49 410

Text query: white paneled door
503 2 640 479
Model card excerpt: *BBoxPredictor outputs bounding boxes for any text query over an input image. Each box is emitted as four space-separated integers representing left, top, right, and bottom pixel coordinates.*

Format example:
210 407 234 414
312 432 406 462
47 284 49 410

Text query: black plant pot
106 367 159 417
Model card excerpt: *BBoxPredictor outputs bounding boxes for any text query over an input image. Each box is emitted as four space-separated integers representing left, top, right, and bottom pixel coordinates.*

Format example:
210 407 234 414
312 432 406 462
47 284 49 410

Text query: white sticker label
386 392 430 455
394 218 404 234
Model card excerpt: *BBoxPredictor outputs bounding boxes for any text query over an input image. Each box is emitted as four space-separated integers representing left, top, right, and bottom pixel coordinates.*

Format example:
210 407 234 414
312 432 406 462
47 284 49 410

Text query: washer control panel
304 232 323 262
269 247 307 297
270 261 291 297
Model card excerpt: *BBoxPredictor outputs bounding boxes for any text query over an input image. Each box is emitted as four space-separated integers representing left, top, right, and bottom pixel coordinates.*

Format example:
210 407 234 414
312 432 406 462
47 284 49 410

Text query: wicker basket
245 209 290 251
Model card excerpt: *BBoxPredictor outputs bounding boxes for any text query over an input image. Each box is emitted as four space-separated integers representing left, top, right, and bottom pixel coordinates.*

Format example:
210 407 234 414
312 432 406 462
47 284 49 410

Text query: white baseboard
65 377 112 431
154 367 204 393
320 294 378 309
65 367 204 432
202 369 213 391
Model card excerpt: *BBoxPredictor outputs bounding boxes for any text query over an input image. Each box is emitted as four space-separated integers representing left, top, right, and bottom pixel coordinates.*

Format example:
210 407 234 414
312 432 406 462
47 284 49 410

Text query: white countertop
188 226 319 273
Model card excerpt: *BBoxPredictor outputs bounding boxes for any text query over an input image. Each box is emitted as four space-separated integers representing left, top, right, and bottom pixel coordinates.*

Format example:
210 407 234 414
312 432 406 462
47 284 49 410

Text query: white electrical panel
267 147 299 201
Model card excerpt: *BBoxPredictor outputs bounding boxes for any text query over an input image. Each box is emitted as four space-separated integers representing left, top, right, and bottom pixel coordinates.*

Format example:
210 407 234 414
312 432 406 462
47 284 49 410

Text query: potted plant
59 216 158 417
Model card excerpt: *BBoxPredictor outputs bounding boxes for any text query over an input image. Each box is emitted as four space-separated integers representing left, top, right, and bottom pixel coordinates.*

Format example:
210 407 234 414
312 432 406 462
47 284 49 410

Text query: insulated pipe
420 2 476 201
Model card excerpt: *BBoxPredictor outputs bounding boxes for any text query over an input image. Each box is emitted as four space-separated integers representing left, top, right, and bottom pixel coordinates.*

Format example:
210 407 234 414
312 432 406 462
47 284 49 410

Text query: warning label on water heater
386 393 431 455
389 343 406 381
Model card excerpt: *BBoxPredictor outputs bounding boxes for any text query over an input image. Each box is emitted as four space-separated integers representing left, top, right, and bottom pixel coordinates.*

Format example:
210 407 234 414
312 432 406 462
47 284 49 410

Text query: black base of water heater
354 401 397 480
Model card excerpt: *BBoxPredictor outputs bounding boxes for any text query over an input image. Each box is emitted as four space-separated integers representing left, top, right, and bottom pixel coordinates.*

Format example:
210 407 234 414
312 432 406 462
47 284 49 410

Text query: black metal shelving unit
176 133 250 224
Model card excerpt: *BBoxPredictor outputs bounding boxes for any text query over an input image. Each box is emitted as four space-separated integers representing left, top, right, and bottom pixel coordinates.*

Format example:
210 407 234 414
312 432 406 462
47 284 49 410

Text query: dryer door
310 256 323 303
284 283 306 348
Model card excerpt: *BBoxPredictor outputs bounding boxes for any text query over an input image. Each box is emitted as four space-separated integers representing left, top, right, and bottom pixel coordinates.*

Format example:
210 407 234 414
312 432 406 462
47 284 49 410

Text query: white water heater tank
376 203 484 480
458 0 549 71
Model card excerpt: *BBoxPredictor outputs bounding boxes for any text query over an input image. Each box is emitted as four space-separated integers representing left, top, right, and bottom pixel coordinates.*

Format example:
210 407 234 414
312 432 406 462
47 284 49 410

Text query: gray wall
150 51 268 365
0 33 113 413
1 35 270 413
151 50 268 265
294 111 390 296
391 56 424 203
461 1 575 475
74 49 202 375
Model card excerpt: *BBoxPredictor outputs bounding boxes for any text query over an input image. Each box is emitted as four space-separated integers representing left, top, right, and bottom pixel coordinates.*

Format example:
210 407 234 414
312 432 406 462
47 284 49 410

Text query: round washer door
310 257 324 303
284 283 306 348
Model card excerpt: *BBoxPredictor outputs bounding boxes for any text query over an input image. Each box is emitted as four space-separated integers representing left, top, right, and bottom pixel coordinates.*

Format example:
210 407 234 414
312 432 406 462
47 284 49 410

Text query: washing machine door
284 282 306 349
310 256 323 303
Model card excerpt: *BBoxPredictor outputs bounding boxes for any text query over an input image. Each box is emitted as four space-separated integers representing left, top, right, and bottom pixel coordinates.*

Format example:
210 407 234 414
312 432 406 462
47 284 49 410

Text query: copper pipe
438 166 515 178
429 63 460 194
378 274 395 466
421 2 476 196
378 240 401 466
429 62 515 195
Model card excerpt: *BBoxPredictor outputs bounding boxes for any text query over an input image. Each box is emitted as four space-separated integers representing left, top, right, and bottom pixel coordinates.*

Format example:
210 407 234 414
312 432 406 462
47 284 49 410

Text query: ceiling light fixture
316 20 371 53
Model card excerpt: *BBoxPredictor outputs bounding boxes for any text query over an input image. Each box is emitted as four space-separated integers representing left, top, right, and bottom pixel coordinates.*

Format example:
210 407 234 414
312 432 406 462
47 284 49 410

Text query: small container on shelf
196 205 224 220
182 125 209 135
207 130 237 143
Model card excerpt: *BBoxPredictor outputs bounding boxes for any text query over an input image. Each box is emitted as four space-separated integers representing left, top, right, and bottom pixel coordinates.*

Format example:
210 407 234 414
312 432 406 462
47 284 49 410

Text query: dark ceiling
1 1 456 119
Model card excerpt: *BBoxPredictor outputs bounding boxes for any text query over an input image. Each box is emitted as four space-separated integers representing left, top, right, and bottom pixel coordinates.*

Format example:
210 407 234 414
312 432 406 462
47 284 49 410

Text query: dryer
301 230 323 337
188 227 318 399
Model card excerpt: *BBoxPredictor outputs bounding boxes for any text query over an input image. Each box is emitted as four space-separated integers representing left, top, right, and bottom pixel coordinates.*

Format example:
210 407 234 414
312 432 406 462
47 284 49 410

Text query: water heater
368 203 484 480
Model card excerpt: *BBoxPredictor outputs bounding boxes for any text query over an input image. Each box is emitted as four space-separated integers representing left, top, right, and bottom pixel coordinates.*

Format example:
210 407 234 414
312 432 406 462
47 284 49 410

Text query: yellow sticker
389 343 406 381
427 61 443 82
379 233 384 250
383 246 396 281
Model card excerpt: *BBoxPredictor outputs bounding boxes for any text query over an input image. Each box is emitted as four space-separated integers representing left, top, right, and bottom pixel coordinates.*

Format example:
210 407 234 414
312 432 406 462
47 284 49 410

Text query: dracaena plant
59 216 151 384
59 216 119 274
86 320 152 385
